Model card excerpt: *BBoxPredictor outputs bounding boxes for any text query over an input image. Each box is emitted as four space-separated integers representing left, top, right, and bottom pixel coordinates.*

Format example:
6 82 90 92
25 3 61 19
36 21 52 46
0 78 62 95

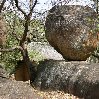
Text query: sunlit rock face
45 5 99 61
34 60 99 99
0 15 7 47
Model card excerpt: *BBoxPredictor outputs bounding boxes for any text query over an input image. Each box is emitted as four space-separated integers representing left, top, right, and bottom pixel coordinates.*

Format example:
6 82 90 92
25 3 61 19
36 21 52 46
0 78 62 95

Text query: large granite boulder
34 60 99 99
45 5 99 61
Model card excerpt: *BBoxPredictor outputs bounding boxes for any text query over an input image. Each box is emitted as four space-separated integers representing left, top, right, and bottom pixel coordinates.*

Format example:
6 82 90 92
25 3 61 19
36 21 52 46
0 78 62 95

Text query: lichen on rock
45 5 99 61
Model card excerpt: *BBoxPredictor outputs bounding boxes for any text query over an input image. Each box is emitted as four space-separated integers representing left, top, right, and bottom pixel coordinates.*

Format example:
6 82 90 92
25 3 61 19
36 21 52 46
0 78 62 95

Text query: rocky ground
0 65 80 99
0 79 80 99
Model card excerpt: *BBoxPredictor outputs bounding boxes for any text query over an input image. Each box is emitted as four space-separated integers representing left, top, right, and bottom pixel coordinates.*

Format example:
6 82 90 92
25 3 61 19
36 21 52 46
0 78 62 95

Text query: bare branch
92 53 99 59
0 46 23 52
14 0 38 47
0 0 6 13
30 0 33 9
14 0 27 17
28 0 37 17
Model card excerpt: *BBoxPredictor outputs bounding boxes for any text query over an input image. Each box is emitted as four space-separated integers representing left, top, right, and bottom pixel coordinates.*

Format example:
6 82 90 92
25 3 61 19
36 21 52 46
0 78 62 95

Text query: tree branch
14 0 27 17
92 53 99 59
28 0 37 17
0 0 6 13
14 0 38 47
19 0 38 46
0 46 23 52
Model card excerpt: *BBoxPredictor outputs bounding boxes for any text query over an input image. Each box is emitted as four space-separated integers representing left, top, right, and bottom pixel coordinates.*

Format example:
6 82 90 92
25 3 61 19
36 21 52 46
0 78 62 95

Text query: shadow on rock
34 59 99 99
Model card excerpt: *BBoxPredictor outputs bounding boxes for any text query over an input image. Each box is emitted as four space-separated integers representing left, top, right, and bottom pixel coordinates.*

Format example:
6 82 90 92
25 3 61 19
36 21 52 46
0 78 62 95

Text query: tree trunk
22 49 36 83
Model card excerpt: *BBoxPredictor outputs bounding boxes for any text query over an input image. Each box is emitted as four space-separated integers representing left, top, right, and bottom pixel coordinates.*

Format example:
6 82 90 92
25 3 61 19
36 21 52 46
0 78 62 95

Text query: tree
0 0 39 83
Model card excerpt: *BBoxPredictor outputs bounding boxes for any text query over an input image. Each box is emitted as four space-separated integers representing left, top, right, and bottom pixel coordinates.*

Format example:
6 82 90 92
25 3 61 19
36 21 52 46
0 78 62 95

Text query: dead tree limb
14 0 38 83
28 0 37 17
14 0 27 17
0 46 23 52
0 0 6 13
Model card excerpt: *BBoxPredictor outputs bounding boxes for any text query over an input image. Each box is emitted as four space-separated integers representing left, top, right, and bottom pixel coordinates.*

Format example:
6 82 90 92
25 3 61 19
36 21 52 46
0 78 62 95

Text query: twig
28 0 37 17
0 46 23 52
0 0 6 13
92 53 99 59
14 0 27 17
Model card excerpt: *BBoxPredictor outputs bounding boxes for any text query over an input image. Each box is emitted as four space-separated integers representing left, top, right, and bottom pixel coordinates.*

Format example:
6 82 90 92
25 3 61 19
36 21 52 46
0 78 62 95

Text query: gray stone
0 65 42 99
0 80 42 99
34 59 99 99
45 5 99 61
28 42 64 60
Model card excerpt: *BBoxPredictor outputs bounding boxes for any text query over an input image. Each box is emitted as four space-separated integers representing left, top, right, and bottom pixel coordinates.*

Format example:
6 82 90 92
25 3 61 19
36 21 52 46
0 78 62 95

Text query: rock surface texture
34 60 99 99
0 65 42 99
0 15 7 47
45 5 99 61
0 65 80 99
28 42 64 60
0 80 43 99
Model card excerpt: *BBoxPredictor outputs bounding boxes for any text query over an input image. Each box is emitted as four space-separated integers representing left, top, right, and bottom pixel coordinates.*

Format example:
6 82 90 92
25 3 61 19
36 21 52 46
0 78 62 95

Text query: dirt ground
33 88 80 99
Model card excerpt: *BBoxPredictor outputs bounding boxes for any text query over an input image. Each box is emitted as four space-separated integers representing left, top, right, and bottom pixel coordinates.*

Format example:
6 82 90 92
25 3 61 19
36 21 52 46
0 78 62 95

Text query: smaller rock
28 42 64 60
0 64 42 99
0 80 42 99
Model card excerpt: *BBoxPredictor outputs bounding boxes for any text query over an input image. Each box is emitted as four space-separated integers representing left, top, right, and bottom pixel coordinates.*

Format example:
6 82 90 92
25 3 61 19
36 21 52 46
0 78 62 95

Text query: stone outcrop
45 5 99 61
0 80 42 99
0 15 7 47
0 65 42 99
34 60 99 99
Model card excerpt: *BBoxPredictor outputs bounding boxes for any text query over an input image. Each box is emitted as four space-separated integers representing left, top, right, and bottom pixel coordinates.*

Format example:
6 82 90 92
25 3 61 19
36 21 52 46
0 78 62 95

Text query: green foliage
0 51 22 72
0 10 46 73
28 50 44 62
0 11 23 72
30 19 47 42
5 11 25 39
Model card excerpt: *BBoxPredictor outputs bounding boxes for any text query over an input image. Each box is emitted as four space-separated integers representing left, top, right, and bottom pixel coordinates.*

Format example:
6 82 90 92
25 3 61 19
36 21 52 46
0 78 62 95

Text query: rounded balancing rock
45 5 99 61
